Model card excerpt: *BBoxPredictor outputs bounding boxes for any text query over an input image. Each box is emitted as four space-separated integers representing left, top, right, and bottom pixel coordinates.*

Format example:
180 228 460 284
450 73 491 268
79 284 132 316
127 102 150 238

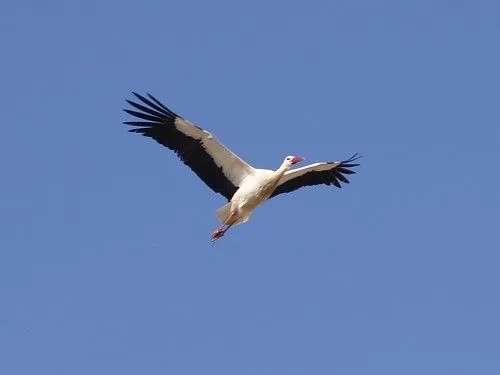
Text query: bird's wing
270 154 361 198
124 93 254 200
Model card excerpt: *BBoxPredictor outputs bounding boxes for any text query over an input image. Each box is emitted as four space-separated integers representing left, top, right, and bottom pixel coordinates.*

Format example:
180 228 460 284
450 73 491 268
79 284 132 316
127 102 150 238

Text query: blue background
1 1 499 374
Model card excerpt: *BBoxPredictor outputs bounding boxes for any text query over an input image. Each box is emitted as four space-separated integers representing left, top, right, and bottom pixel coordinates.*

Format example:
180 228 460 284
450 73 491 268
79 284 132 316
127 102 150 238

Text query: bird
123 92 360 241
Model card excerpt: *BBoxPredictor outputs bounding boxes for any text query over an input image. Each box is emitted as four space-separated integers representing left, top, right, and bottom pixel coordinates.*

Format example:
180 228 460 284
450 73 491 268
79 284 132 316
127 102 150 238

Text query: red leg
210 213 236 241
210 227 226 241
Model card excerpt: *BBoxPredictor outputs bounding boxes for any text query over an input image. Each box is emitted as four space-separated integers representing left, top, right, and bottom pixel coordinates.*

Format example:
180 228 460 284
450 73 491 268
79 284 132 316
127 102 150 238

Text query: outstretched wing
123 93 255 200
270 154 361 198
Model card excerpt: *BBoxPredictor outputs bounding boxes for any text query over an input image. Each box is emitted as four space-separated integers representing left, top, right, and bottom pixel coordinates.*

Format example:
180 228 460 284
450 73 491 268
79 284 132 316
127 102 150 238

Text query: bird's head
283 155 305 169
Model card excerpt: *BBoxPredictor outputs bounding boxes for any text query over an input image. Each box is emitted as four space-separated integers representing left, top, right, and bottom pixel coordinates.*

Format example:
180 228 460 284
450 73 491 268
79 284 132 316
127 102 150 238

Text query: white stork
123 93 360 241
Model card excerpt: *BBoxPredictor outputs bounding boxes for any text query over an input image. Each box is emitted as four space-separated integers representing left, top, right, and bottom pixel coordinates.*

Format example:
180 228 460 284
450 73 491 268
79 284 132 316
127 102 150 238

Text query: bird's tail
216 202 232 224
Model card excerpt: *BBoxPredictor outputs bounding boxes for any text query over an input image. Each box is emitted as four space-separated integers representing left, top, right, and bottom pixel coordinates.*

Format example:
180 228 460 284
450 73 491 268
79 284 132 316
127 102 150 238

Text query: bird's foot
210 228 225 241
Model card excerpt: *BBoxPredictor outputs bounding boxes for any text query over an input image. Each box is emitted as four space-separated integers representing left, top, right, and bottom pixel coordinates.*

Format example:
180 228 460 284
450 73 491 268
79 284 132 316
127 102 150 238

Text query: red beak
291 156 305 165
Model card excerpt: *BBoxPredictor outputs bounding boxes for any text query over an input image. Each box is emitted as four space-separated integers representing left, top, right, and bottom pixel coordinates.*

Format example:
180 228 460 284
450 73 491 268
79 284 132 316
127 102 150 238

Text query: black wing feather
132 92 171 116
270 154 361 198
123 109 164 123
126 99 164 118
146 93 176 116
123 92 238 200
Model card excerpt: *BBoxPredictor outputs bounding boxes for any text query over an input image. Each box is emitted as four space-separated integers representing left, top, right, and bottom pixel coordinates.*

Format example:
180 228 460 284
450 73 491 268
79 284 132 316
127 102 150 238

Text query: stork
123 92 360 241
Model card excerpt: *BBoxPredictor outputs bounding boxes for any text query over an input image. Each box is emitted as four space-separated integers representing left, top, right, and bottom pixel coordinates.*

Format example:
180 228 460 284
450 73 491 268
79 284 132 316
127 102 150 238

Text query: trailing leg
210 212 238 241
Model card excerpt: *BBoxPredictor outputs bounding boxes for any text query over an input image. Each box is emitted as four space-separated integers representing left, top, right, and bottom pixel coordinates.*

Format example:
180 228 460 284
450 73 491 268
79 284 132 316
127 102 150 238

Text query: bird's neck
275 162 289 177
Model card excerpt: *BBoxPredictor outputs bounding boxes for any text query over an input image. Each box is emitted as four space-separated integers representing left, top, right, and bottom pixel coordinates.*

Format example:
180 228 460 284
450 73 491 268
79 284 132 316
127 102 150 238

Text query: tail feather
216 202 232 224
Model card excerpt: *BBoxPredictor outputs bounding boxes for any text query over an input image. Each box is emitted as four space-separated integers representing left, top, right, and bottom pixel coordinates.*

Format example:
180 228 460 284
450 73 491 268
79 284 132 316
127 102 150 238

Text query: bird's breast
233 176 280 211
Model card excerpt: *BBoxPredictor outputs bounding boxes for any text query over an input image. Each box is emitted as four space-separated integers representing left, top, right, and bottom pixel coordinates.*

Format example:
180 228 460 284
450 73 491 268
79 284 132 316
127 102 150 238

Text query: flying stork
123 92 360 241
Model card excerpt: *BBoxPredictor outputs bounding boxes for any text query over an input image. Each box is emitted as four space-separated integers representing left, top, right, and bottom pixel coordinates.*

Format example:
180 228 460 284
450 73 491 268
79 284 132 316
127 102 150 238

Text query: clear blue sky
1 1 499 374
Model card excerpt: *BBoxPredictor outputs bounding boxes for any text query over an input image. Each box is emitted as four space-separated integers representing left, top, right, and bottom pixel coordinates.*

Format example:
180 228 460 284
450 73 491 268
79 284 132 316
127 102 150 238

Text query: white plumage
123 92 360 241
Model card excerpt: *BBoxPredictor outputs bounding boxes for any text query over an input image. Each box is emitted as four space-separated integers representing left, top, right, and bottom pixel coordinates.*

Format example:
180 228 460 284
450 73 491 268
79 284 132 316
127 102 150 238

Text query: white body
218 168 285 226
